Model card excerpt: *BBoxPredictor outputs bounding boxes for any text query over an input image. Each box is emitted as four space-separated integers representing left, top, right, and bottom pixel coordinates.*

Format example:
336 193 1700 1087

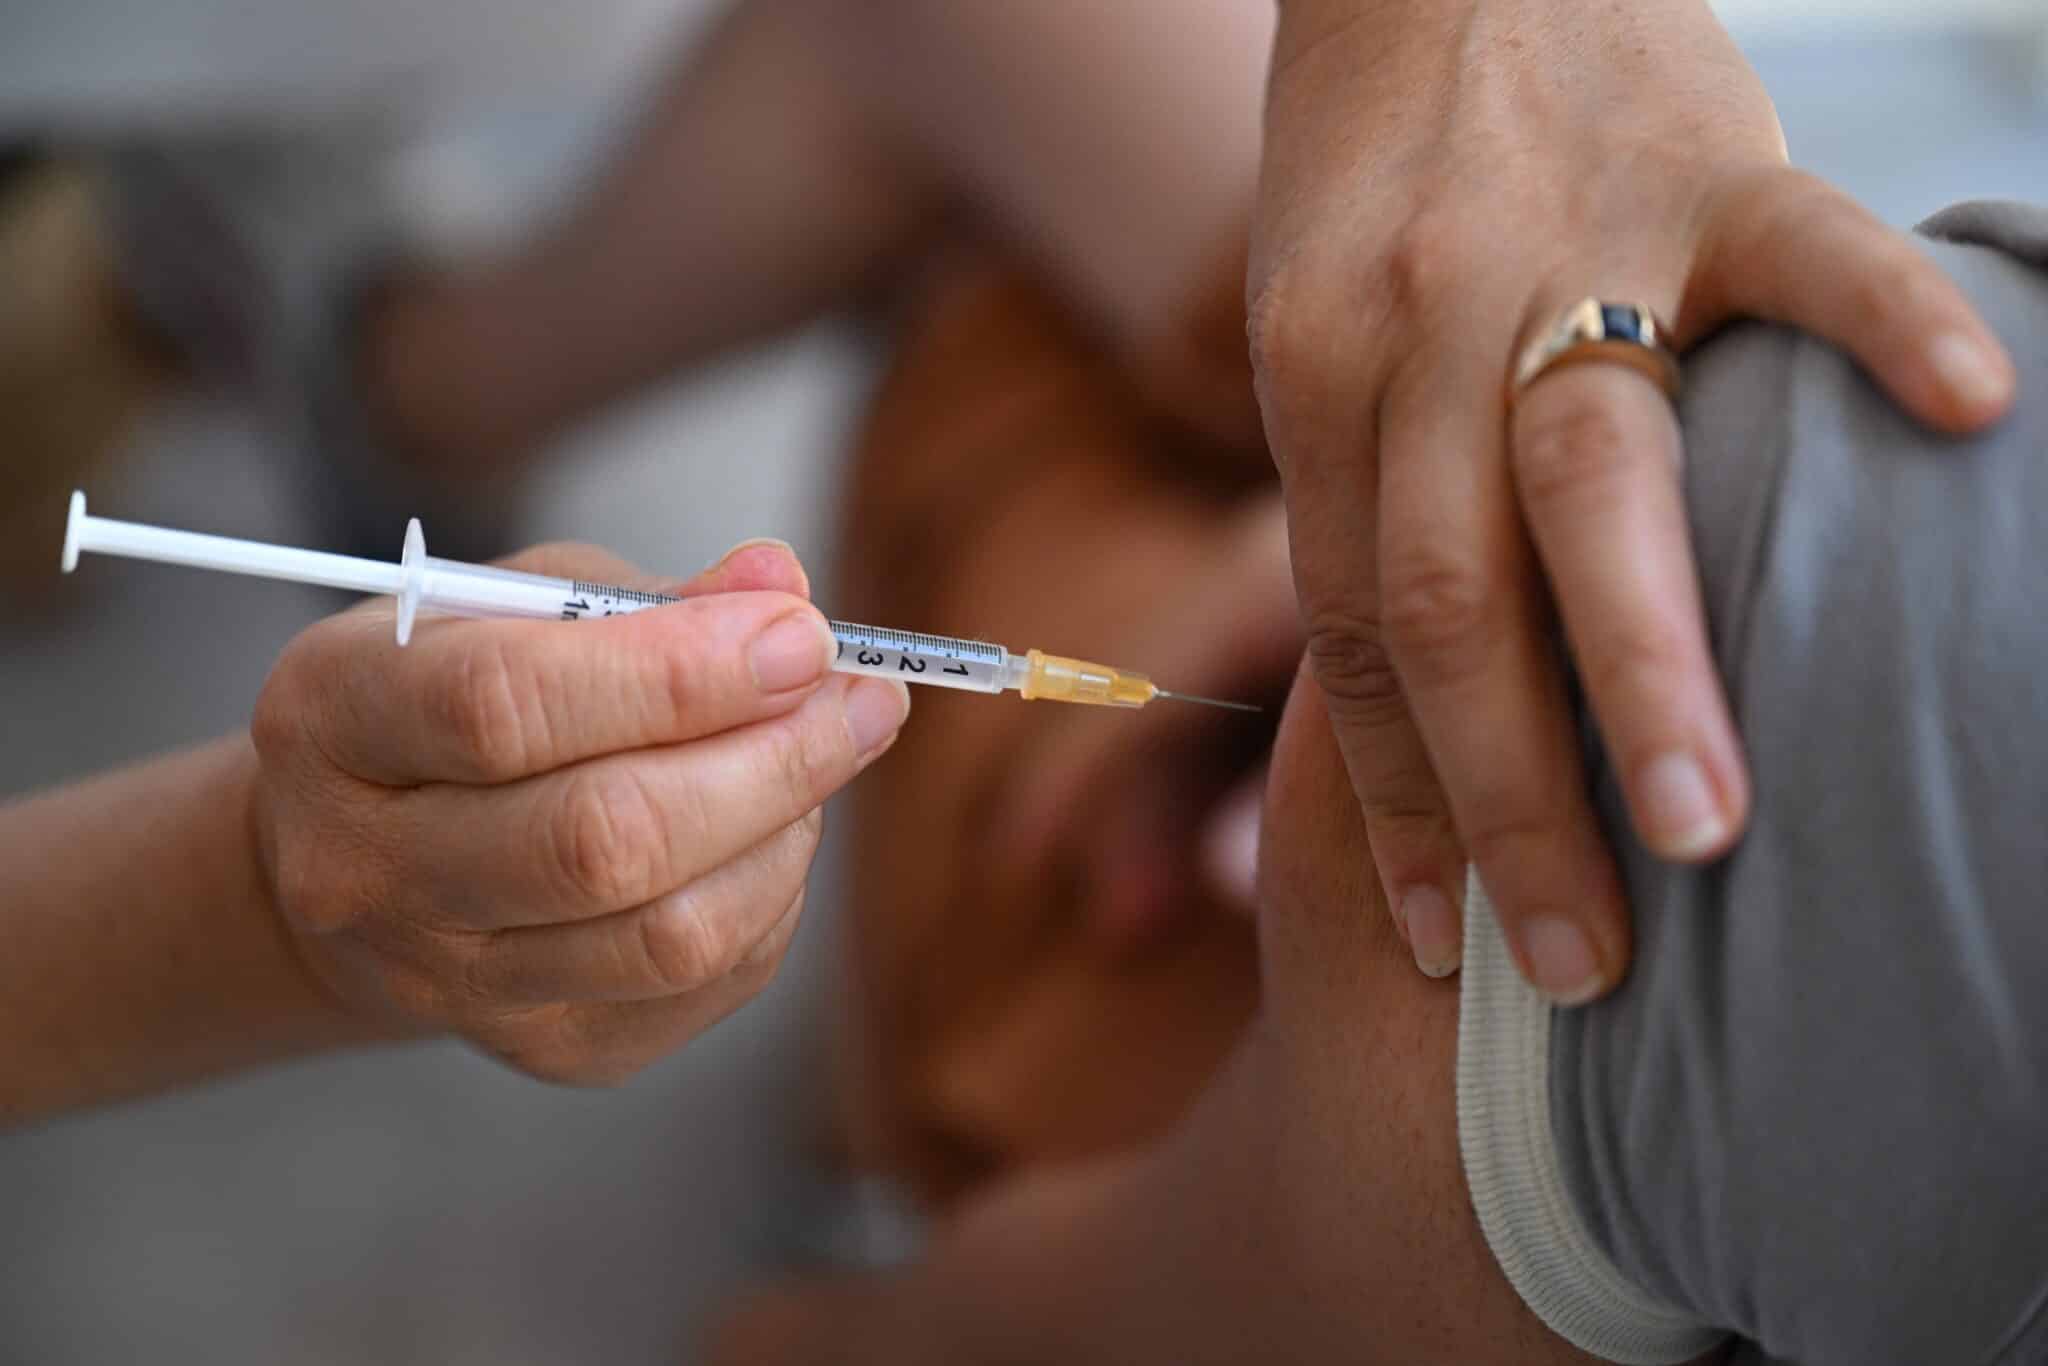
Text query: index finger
296 547 837 786
1377 349 1632 1004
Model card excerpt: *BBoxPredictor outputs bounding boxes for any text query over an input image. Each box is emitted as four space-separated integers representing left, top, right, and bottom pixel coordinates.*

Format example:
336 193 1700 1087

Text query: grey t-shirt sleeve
1551 201 2048 1366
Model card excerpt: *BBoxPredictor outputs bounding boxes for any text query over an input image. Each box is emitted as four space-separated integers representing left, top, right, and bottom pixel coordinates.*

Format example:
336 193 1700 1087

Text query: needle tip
1155 689 1263 713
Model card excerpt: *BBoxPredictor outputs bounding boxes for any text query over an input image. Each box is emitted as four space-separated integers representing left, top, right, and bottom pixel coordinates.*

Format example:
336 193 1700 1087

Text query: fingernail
844 677 911 758
1928 333 2011 411
1400 886 1461 978
1522 916 1605 1006
1638 751 1727 859
712 536 797 570
748 611 834 693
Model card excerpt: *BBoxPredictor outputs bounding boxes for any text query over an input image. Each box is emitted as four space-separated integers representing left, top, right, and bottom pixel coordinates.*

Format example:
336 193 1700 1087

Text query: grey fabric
1553 201 2048 1366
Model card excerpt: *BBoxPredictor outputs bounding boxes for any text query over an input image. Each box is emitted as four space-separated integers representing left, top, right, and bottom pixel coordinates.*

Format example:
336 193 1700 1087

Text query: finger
499 536 810 600
464 815 819 1005
1280 399 1469 978
472 891 806 1086
1688 167 2014 432
1251 247 1470 975
1377 350 1630 1003
1513 362 1748 862
301 588 840 786
672 538 813 600
402 672 908 926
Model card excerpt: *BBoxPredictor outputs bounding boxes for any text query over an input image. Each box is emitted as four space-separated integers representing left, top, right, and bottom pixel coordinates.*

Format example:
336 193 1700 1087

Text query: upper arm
1200 668 1603 1363
874 672 1605 1365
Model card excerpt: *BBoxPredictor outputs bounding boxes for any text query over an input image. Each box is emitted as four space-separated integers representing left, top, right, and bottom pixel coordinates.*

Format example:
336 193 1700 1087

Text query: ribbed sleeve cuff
1455 874 1726 1365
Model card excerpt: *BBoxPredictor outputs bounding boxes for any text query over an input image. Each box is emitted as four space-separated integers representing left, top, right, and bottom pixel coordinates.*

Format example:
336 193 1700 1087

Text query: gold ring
1511 299 1680 405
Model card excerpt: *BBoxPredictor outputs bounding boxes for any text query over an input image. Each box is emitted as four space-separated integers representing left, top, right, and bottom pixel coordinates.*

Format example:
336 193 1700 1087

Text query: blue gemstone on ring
1600 303 1642 341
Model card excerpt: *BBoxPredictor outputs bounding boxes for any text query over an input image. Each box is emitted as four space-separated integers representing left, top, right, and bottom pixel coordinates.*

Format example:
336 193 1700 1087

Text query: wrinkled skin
251 540 908 1084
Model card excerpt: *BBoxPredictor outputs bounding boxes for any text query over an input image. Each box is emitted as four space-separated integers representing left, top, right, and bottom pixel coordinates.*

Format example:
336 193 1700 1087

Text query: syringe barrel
827 622 1008 694
417 558 615 621
415 569 1015 697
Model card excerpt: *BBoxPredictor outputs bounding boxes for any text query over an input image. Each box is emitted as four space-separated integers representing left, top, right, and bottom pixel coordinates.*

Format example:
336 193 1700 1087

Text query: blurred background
1 0 2042 1360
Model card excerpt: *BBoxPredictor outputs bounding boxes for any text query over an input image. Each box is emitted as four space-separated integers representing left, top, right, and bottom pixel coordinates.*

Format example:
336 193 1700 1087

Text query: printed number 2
898 656 927 674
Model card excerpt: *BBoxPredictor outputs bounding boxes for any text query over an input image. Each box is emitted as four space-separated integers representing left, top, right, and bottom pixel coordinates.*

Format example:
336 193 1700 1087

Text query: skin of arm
712 672 1645 1365
0 737 379 1126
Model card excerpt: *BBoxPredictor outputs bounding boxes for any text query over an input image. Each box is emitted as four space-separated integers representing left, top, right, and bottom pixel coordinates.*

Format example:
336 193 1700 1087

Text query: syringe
61 492 1256 712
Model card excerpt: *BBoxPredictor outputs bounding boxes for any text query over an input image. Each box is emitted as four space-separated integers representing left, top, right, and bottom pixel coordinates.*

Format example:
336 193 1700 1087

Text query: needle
1155 690 1263 713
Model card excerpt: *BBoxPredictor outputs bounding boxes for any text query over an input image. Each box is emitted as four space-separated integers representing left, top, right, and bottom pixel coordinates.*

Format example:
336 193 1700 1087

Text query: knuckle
441 932 509 1014
549 766 669 909
353 923 492 1025
251 638 335 771
1360 787 1451 839
1245 263 1315 385
635 892 735 994
1578 629 1689 723
1514 398 1638 510
767 712 846 809
436 637 544 781
1302 608 1407 727
655 628 711 728
478 1009 627 1087
268 828 373 936
1851 247 1947 337
491 1030 613 1088
1459 803 1564 878
778 807 826 867
1380 210 1474 318
1843 269 1901 337
1246 255 1359 440
378 956 464 1024
249 677 304 768
746 890 807 983
1737 168 1828 243
1379 541 1493 670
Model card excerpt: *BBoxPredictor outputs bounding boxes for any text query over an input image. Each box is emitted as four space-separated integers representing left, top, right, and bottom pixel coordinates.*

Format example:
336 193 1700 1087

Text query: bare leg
361 0 939 473
360 0 1274 473
820 0 1271 374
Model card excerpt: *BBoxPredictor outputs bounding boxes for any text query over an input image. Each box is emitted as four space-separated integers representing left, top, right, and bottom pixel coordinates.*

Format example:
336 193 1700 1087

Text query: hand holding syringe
61 493 1256 713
